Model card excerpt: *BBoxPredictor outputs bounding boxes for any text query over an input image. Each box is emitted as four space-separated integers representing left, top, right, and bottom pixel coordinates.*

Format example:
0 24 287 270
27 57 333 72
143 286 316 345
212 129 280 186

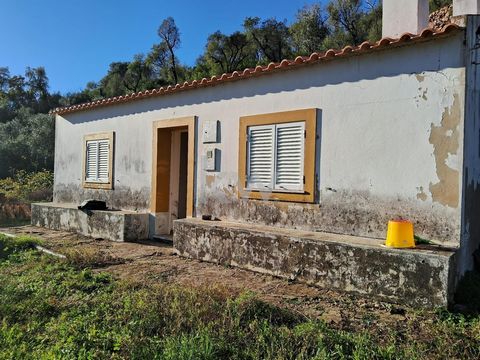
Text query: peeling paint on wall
429 93 461 208
416 186 428 201
205 175 215 187
415 74 426 83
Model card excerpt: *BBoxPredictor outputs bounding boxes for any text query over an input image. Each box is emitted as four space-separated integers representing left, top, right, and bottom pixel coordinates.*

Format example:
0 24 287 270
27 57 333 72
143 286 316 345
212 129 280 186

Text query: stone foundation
174 218 458 307
31 203 149 242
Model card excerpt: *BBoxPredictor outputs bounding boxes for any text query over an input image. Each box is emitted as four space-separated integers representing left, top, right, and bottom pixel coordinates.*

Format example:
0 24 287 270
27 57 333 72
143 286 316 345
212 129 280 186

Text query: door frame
151 116 196 218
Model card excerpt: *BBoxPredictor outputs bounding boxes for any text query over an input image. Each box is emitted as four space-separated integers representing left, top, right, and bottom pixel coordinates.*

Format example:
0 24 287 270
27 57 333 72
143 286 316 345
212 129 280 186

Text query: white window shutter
86 140 98 181
97 140 109 182
85 139 110 183
247 125 274 190
274 122 305 191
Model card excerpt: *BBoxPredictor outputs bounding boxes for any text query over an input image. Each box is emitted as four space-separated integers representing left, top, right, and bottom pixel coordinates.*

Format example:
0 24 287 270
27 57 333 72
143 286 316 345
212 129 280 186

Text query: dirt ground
1 225 434 336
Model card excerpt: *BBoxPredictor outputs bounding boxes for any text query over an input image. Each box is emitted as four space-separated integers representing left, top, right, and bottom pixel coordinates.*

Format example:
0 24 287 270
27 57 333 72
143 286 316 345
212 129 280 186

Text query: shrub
0 170 53 203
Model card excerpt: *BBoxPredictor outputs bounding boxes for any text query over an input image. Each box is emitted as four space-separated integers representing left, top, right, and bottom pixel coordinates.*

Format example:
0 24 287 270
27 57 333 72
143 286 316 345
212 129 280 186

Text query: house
32 0 480 307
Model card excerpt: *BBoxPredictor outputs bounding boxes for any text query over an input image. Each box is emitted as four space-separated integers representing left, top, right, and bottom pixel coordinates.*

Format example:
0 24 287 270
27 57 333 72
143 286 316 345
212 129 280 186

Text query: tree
0 67 61 123
244 17 293 63
98 62 129 98
0 108 54 178
430 0 452 11
290 4 330 55
123 54 155 93
325 0 381 48
25 67 50 113
189 55 213 80
362 0 382 42
327 0 364 45
146 42 173 86
204 31 256 74
157 17 181 84
0 68 9 93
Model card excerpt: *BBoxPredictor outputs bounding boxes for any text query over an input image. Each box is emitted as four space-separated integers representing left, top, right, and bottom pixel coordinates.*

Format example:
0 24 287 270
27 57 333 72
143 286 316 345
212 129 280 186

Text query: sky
0 0 317 94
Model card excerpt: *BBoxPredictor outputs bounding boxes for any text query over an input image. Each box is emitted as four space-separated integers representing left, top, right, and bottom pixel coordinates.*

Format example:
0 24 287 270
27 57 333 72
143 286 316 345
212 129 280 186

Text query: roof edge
53 24 463 116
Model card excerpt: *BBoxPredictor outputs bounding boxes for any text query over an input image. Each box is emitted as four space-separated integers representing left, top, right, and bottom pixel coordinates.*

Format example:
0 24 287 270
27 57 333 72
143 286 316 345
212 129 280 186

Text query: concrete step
173 218 457 308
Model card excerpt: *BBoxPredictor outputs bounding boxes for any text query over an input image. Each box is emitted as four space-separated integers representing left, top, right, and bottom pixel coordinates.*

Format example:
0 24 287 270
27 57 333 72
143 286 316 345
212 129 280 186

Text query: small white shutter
85 140 98 182
247 125 274 190
274 122 305 191
97 140 109 182
85 139 110 183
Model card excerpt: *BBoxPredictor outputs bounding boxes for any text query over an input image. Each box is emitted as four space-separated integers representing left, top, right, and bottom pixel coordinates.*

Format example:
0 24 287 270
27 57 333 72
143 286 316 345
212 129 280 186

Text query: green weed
0 236 479 359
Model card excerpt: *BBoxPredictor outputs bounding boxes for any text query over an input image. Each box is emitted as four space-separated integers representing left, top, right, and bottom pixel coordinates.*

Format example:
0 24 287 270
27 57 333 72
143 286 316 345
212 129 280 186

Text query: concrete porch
31 203 149 242
173 218 458 307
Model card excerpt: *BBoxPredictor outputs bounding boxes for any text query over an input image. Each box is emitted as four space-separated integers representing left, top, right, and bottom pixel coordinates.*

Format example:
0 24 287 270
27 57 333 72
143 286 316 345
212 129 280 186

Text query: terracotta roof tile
52 24 463 115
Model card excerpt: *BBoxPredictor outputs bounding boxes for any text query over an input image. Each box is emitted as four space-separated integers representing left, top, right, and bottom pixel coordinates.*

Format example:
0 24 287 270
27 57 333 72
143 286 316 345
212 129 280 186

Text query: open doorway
168 129 188 232
151 116 195 238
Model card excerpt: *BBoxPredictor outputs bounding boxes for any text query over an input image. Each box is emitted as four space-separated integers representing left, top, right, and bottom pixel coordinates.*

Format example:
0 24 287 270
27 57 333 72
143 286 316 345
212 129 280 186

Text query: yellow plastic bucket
385 220 415 248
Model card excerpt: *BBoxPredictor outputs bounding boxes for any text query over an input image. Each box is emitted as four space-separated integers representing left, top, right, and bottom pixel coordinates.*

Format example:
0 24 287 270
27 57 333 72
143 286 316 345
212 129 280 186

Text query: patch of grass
0 238 480 359
414 235 433 245
0 233 41 259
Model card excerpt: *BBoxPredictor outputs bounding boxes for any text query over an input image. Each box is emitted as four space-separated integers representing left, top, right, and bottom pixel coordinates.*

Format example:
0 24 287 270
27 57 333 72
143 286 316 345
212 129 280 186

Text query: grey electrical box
204 148 218 171
203 120 218 143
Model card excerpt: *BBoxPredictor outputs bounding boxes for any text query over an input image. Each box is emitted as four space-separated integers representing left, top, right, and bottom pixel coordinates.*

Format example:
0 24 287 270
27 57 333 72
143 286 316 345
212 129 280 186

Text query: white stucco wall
54 33 466 244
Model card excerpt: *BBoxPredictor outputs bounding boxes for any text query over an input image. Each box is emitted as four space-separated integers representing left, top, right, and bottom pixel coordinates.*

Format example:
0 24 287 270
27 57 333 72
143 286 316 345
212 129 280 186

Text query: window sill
245 187 304 194
83 182 113 190
239 188 314 203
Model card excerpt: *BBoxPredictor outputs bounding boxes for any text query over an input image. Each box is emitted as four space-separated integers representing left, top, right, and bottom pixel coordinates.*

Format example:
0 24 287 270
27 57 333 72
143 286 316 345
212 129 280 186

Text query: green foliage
0 66 59 178
204 31 257 74
0 110 55 178
430 0 452 12
0 170 53 202
324 0 382 48
290 4 330 55
0 240 480 359
414 235 433 245
0 234 41 259
244 17 293 63
0 66 61 123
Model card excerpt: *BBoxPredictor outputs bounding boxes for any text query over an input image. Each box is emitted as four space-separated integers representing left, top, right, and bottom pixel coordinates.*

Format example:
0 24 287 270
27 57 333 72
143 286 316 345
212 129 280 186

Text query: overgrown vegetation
0 233 479 359
0 68 57 178
0 170 52 227
0 170 53 203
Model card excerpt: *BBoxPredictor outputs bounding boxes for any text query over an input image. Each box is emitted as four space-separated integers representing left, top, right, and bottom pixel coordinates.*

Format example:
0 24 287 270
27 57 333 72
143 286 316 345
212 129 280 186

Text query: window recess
238 108 317 203
83 132 114 190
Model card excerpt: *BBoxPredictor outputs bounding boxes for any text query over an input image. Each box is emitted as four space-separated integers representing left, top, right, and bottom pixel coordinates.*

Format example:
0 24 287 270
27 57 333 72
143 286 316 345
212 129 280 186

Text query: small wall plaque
204 148 219 171
203 120 219 143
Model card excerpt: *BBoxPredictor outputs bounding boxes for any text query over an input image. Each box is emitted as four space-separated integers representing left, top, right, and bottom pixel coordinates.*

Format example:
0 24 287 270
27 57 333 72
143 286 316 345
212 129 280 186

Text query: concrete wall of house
54 33 466 245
